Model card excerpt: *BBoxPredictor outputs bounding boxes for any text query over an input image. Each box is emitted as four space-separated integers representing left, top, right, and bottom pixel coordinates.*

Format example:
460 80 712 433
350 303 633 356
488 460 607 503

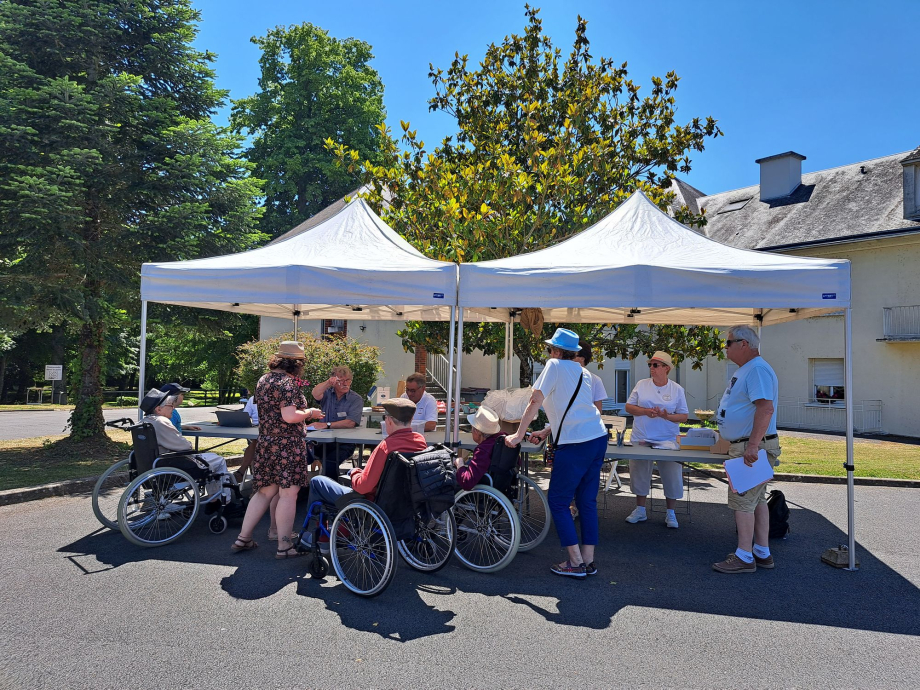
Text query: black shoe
584 562 598 576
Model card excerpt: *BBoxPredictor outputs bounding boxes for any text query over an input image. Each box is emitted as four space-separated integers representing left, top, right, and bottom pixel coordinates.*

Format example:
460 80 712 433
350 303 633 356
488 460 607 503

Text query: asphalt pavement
0 407 224 440
1 477 918 688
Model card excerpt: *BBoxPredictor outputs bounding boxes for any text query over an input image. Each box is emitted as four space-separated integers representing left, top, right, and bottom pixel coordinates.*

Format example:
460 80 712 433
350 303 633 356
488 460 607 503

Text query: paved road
0 407 224 440
1 478 918 688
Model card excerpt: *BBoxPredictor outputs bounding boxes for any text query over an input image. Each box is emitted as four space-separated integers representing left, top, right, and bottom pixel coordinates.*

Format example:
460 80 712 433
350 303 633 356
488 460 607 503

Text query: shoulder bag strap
554 369 584 445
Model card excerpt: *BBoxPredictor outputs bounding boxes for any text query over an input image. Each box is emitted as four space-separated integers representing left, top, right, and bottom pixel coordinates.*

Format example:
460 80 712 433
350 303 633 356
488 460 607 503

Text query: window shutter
813 359 844 386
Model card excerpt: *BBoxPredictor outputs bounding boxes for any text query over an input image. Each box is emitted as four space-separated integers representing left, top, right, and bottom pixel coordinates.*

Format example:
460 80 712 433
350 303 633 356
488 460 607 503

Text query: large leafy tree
330 6 725 383
231 23 386 238
0 0 264 438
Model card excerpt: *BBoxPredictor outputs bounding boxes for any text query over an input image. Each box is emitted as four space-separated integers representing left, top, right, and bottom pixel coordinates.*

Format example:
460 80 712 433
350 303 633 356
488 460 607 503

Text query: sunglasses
725 339 746 347
648 362 667 369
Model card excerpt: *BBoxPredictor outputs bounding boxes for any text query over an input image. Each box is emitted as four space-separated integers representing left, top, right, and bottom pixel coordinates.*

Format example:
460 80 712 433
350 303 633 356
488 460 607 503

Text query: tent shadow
456 490 920 635
58 512 459 642
57 484 920 639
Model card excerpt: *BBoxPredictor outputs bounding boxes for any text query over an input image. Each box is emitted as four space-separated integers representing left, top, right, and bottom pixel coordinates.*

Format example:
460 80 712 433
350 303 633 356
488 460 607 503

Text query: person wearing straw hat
505 328 608 578
231 341 323 558
623 351 689 529
454 406 504 490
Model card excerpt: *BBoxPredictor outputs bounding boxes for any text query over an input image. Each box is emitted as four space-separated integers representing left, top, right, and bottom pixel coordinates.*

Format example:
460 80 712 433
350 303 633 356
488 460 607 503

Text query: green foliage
0 1 265 438
147 306 258 402
330 6 725 384
236 331 383 403
115 396 138 407
231 23 386 238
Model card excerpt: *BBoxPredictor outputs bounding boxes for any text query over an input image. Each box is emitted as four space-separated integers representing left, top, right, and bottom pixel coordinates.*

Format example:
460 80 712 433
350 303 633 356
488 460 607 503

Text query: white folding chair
600 415 627 492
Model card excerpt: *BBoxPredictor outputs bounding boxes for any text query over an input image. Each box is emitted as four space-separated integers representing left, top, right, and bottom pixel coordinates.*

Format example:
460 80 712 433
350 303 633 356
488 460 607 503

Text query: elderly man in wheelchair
297 397 462 595
113 388 244 546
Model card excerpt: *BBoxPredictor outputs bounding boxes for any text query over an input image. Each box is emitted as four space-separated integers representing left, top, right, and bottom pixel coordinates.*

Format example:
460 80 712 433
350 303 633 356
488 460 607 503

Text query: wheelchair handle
105 417 136 429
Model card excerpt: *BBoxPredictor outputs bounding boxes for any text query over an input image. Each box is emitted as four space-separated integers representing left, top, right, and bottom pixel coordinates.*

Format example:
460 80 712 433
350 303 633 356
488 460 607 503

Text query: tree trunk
0 354 6 403
69 319 106 440
518 357 533 388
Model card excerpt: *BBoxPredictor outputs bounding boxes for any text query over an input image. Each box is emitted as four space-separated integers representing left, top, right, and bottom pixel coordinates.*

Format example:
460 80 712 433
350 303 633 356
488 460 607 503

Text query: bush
236 331 383 403
115 396 138 407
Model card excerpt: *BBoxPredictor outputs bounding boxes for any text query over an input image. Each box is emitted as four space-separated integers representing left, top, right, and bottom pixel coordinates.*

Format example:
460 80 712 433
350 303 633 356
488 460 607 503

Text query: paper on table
724 449 774 494
650 440 681 451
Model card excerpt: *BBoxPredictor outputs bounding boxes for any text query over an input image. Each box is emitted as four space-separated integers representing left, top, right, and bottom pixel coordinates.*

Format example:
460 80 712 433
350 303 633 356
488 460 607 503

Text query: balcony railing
882 306 920 340
776 399 882 434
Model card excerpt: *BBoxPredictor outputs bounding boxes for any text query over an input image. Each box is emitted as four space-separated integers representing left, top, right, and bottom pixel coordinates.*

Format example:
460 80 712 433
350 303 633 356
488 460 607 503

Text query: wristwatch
326 422 331 429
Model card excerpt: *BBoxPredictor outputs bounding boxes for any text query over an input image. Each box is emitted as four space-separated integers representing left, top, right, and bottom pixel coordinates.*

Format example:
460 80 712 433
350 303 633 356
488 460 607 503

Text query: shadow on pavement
58 481 920 640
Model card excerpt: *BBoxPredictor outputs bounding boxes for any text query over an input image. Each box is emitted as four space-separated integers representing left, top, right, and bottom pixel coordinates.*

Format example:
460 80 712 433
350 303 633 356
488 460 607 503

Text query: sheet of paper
376 386 390 404
651 440 681 451
724 449 774 494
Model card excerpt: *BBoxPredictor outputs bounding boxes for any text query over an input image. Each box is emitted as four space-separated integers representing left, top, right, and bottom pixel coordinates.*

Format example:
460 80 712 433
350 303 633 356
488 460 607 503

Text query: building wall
678 234 920 437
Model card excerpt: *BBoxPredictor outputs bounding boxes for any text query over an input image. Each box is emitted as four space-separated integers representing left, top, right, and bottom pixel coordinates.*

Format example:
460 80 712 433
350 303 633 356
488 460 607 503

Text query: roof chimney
902 146 920 221
755 151 806 201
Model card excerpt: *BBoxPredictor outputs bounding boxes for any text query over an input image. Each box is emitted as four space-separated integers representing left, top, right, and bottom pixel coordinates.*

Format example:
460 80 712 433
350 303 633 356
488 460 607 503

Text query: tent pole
137 301 149 422
844 308 857 570
504 321 511 388
444 305 456 444
452 307 465 445
508 315 514 387
293 309 299 339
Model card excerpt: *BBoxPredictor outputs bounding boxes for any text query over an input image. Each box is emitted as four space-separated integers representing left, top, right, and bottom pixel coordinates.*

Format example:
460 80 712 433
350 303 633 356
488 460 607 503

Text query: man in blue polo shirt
311 365 364 480
713 325 782 574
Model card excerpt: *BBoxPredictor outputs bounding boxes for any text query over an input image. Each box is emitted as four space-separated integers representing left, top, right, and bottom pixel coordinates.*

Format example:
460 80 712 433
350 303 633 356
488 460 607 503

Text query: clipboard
724 449 774 493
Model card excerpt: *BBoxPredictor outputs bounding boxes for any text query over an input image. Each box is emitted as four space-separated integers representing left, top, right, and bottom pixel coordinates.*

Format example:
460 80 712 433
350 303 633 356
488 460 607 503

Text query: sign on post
45 365 63 381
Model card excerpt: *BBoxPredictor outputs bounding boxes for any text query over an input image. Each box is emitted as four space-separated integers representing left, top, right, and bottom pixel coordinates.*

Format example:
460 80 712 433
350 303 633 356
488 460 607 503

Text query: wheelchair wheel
92 457 131 530
309 555 329 579
208 515 228 534
453 485 520 573
397 509 456 573
330 500 397 597
117 468 199 547
513 475 551 552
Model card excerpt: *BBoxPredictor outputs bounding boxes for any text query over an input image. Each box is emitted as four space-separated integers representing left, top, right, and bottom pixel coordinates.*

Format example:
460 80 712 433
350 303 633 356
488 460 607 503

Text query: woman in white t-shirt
575 344 608 413
506 329 608 579
623 351 689 529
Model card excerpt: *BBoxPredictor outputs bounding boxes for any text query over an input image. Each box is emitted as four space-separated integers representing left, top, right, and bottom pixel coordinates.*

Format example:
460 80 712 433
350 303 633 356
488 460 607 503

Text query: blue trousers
307 475 352 507
547 434 607 548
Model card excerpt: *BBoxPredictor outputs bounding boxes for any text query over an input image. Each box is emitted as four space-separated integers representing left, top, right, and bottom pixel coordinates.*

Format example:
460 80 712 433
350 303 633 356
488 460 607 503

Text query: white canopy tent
139 197 464 440
456 191 857 568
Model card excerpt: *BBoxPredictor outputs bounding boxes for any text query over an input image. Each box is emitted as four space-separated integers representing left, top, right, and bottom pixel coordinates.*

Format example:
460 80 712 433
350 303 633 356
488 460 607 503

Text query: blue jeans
308 475 352 507
546 434 607 548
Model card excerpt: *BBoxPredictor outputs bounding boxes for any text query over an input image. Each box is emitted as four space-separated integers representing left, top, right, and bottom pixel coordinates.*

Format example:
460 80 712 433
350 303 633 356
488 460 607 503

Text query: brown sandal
275 536 304 559
231 536 257 552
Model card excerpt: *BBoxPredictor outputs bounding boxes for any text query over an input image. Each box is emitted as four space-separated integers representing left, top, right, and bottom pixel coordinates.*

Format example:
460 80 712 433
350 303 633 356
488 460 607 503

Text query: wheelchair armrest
334 491 369 511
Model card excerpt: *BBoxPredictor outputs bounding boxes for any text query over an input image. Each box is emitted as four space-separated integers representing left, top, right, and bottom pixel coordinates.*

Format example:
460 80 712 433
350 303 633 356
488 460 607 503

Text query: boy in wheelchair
141 388 241 512
301 397 427 550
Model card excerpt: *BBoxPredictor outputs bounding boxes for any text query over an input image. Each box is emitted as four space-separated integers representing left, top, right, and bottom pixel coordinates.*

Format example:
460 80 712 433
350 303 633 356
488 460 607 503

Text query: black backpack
767 489 790 539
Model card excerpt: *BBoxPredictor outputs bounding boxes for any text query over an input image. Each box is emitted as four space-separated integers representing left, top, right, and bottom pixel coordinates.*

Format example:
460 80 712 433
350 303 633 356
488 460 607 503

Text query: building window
614 369 630 404
811 358 845 403
322 319 346 338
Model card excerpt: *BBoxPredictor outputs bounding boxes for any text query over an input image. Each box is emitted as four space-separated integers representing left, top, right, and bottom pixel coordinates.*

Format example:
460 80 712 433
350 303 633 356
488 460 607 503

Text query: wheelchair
451 439 550 572
297 445 458 597
98 418 246 547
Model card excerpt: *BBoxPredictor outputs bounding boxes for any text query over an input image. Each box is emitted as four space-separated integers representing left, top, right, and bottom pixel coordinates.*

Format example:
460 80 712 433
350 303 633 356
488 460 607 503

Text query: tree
231 23 386 238
0 0 264 439
330 6 725 383
147 307 259 403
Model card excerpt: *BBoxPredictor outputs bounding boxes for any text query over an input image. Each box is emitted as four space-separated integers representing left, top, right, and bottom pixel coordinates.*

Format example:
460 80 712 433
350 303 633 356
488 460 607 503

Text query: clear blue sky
191 0 919 196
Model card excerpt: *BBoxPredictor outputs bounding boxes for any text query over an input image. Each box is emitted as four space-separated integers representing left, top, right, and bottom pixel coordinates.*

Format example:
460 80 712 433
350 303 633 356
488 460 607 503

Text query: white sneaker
625 507 647 523
665 512 679 529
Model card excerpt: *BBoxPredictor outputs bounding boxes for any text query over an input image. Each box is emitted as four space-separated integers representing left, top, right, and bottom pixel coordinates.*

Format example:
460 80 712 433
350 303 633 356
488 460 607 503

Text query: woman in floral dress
231 341 323 558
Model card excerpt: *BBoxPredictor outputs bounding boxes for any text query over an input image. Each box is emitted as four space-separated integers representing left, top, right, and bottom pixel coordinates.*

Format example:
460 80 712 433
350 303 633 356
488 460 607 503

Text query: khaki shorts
726 437 782 513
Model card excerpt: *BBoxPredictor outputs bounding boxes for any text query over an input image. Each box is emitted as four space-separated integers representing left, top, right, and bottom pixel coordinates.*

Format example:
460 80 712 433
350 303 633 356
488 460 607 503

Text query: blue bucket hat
544 328 581 352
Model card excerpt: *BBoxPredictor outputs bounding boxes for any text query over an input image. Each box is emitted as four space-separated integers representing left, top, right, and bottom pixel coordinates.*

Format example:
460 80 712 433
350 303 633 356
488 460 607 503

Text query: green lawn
0 430 249 492
672 436 920 480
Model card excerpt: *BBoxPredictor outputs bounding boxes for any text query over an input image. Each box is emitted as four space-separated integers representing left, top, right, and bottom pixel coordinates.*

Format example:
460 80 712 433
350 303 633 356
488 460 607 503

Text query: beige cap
275 341 305 360
382 397 416 424
468 406 501 435
649 351 673 368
